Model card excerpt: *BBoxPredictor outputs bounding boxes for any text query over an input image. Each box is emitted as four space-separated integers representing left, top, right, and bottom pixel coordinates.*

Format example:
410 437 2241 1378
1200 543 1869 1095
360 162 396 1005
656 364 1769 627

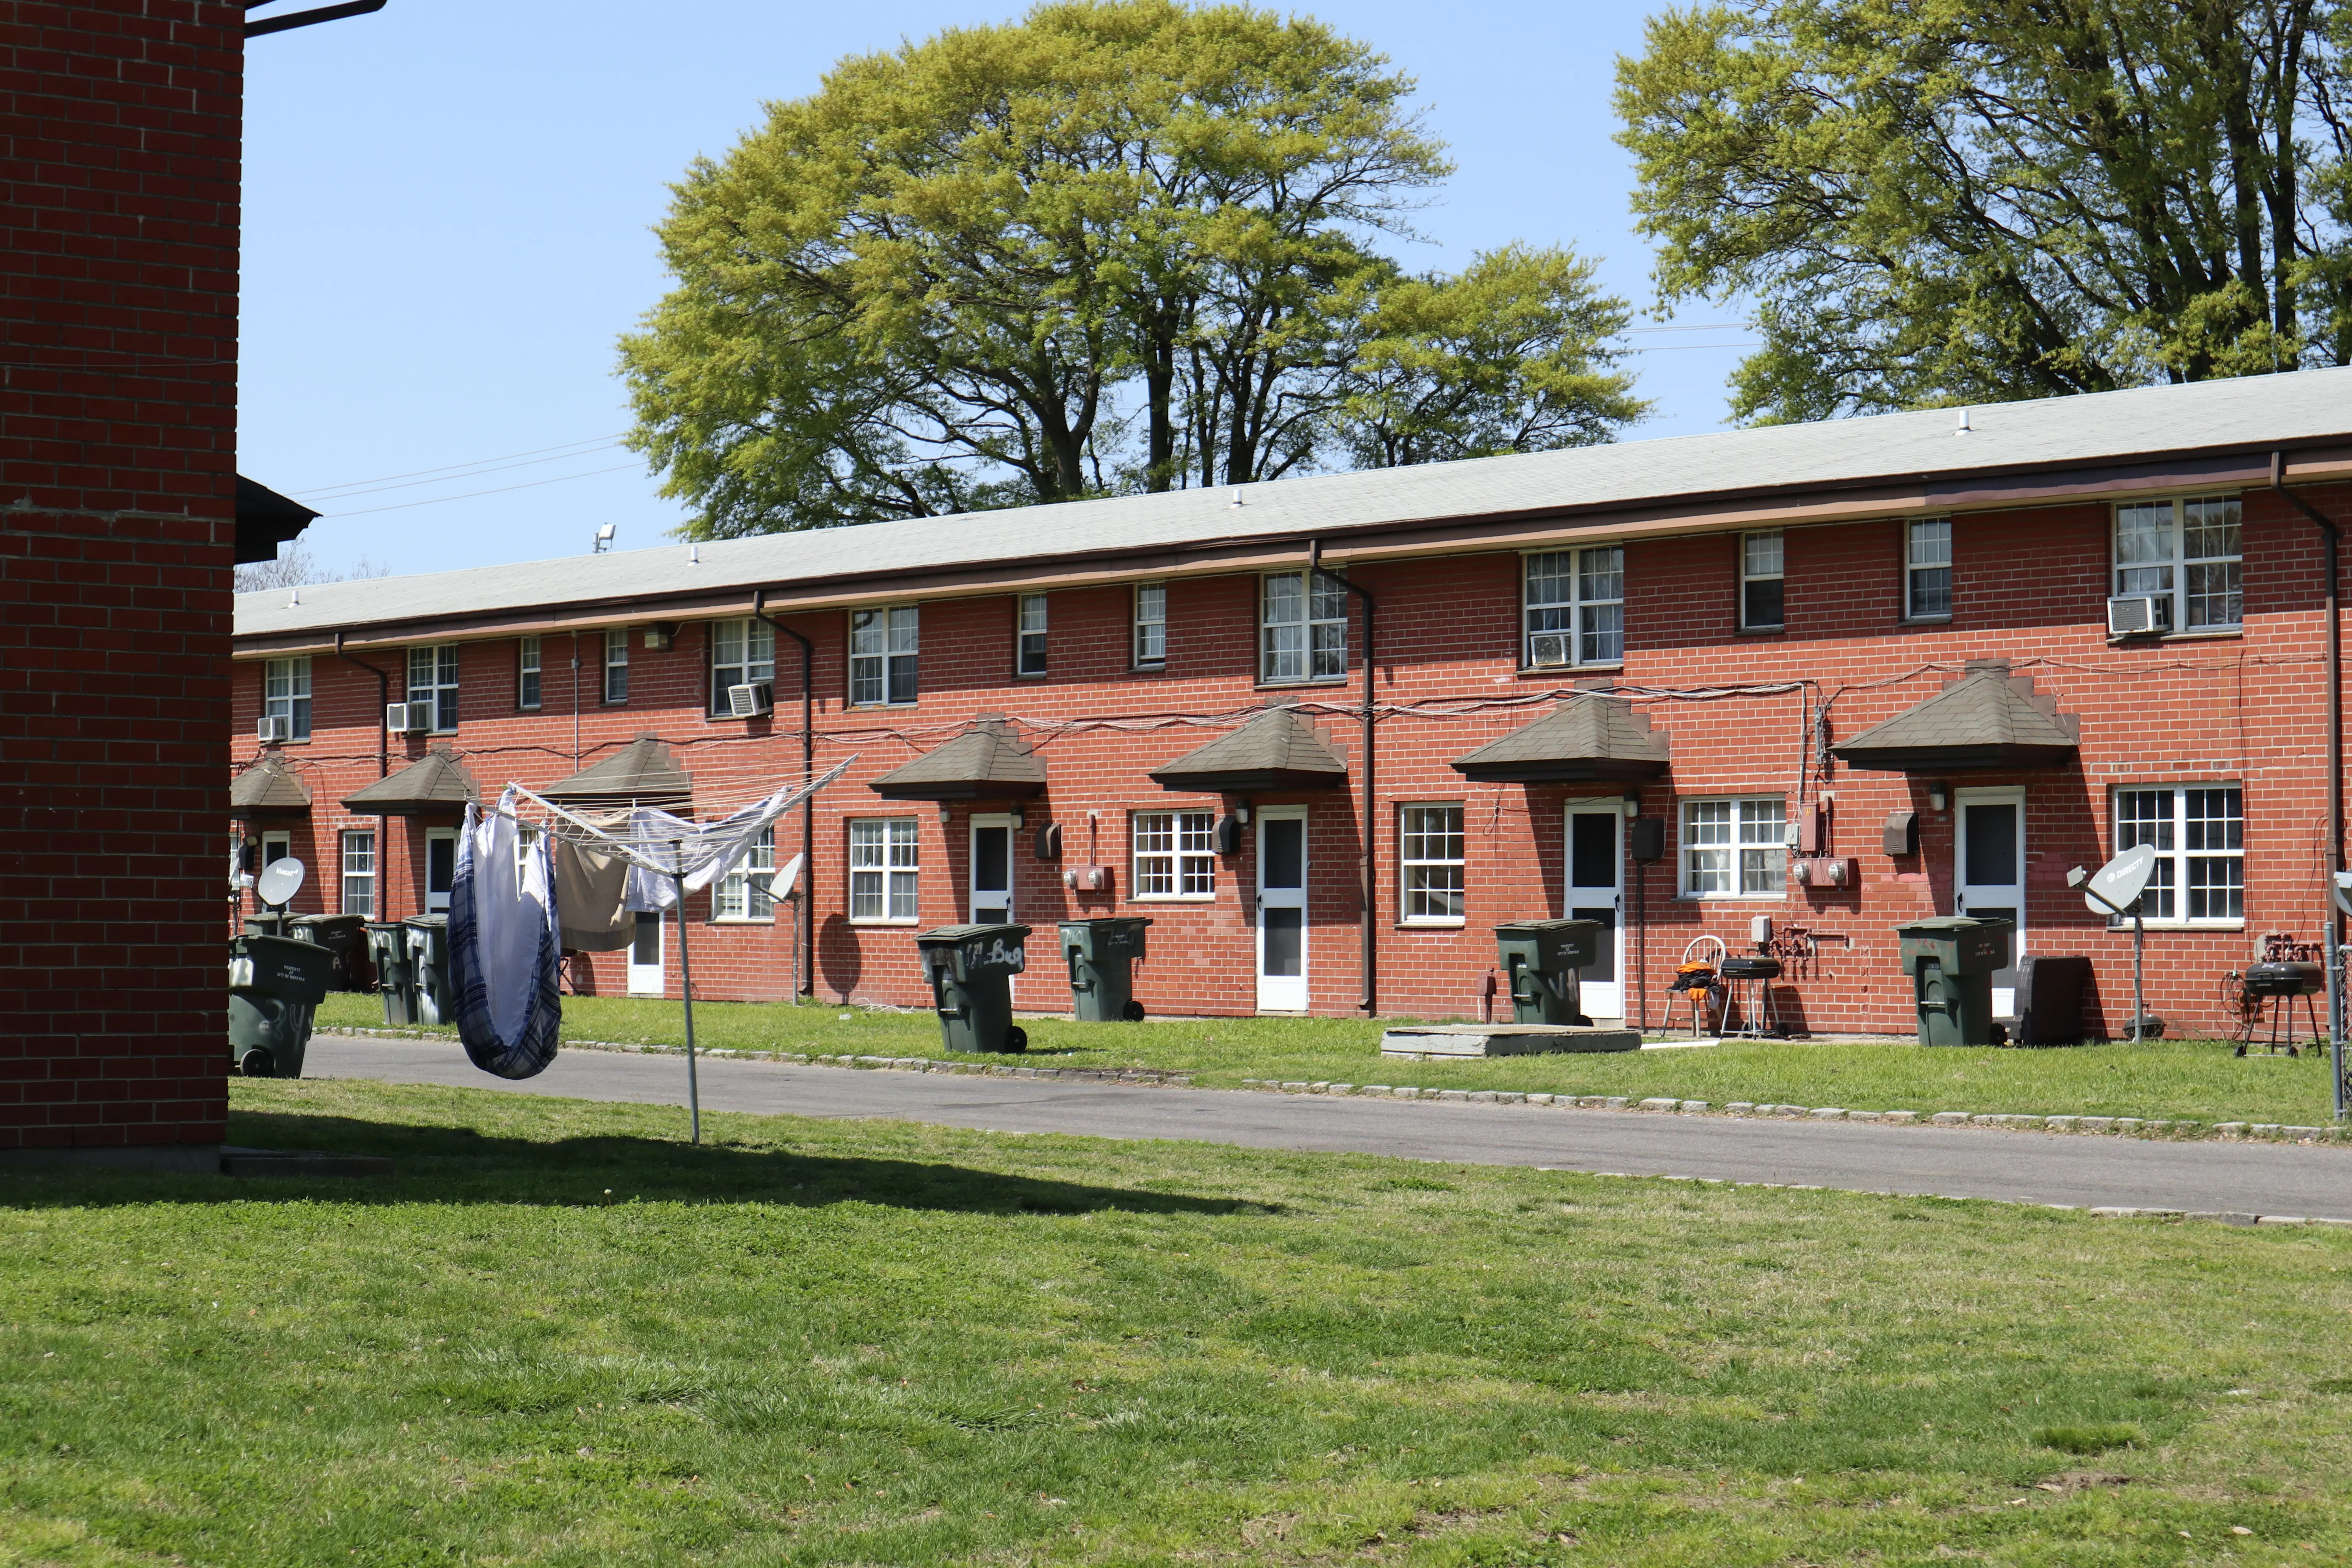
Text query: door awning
1149 705 1349 794
340 746 480 816
542 734 694 813
1448 693 1671 784
229 751 312 817
868 716 1046 801
1830 664 2080 772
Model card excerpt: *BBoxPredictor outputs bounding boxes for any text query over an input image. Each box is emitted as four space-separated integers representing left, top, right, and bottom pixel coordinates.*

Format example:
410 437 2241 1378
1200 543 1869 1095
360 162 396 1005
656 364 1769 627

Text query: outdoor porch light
1622 789 1640 818
1927 781 1949 812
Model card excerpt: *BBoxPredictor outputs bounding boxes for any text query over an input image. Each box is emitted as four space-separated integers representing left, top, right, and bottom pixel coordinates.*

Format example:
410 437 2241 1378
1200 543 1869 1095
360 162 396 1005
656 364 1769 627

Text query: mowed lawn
318 993 2347 1127
4 1079 2350 1566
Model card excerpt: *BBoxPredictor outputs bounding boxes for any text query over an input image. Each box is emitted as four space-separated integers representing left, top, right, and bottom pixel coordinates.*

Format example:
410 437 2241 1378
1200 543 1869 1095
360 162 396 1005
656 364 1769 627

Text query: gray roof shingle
541 734 695 811
341 746 481 815
1149 706 1351 794
229 751 312 815
1831 664 2081 772
1449 695 1671 783
868 717 1047 801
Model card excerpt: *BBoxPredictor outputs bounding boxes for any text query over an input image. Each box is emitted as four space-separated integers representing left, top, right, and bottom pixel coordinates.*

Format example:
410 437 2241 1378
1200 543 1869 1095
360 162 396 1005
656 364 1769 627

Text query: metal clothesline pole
673 864 701 1146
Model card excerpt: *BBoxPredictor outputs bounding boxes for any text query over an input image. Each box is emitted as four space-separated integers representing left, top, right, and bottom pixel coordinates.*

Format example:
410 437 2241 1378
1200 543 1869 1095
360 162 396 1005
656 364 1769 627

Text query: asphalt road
306 1034 2352 1221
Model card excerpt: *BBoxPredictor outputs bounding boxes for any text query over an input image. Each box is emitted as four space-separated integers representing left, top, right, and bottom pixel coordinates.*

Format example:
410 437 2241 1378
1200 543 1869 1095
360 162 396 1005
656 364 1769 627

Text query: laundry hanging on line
449 788 563 1079
619 791 800 911
552 809 633 951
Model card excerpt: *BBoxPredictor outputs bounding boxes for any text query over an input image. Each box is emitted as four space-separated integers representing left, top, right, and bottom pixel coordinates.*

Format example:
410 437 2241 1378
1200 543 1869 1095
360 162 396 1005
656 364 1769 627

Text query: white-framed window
1015 594 1048 677
848 818 920 922
1399 803 1466 924
1134 582 1167 668
1681 797 1787 897
1524 546 1624 667
1739 530 1784 631
715 826 777 921
340 829 375 917
710 618 775 714
603 629 630 704
517 637 542 710
263 656 311 741
406 645 459 732
1261 569 1347 683
850 606 918 706
2114 495 2242 633
1131 810 1215 898
2113 785 2243 924
1905 518 1952 620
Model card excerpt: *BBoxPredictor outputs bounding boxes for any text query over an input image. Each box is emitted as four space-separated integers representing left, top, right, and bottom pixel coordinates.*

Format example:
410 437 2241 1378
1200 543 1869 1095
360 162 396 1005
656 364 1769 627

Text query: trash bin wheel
239 1047 275 1078
1121 1000 1146 1023
1002 1026 1028 1054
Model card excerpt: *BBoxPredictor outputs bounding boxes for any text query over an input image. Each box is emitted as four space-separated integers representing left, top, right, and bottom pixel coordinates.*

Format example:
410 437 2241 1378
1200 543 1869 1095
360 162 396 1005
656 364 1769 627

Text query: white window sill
1399 917 1467 929
1675 893 1785 902
2108 921 2246 933
847 702 920 711
1132 895 1215 904
1519 662 1622 677
709 916 777 926
849 917 920 927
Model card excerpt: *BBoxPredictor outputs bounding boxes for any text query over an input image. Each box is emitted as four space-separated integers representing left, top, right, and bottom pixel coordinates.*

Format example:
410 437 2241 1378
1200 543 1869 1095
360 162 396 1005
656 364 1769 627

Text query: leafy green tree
1616 0 2352 423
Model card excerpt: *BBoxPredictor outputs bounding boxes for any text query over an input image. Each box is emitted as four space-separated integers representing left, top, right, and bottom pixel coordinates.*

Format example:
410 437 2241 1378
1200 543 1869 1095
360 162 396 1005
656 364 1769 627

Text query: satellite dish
2080 843 2156 916
256 857 305 910
2334 870 2352 919
771 853 804 902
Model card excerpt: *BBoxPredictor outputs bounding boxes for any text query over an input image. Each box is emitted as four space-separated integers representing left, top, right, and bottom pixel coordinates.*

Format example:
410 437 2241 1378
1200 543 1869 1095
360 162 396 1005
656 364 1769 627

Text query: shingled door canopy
228 751 312 818
542 733 695 813
1448 693 1671 784
868 716 1047 801
1830 663 2081 772
340 746 480 816
1149 705 1350 794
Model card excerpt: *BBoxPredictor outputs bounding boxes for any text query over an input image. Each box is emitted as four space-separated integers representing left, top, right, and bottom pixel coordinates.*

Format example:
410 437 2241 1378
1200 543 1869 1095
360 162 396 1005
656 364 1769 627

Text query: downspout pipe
1308 540 1377 1015
334 632 393 917
2272 449 2346 1122
753 589 817 998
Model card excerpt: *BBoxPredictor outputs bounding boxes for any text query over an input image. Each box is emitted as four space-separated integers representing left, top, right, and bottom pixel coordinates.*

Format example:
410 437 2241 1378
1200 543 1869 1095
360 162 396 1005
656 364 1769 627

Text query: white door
1955 786 2025 1016
1564 801 1624 1019
1256 808 1308 1012
425 827 457 913
628 911 665 996
970 815 1014 924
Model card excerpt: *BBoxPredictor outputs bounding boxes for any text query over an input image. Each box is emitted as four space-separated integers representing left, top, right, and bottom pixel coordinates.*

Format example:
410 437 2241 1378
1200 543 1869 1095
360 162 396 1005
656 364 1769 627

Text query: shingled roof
541 734 694 811
869 717 1047 801
1149 706 1350 795
1449 694 1671 784
229 751 312 817
1831 664 2081 772
341 746 480 816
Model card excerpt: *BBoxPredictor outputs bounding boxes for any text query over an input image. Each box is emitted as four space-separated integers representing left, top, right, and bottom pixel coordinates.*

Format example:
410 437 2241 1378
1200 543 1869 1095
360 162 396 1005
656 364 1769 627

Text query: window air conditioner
727 681 774 719
2106 594 2171 637
386 701 430 733
1526 632 1570 668
256 714 290 744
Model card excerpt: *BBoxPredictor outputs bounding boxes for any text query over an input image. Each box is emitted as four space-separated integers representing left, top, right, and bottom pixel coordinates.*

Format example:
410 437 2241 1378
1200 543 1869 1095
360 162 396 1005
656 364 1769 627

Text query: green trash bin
366 922 418 1026
1494 919 1602 1025
1060 918 1153 1022
228 933 336 1078
916 924 1032 1054
290 912 372 991
1896 917 2011 1046
403 914 452 1027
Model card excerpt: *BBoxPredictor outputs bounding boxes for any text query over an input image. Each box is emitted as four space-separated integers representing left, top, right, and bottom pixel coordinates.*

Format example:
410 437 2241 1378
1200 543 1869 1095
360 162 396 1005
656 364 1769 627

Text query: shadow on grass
0 1109 1270 1218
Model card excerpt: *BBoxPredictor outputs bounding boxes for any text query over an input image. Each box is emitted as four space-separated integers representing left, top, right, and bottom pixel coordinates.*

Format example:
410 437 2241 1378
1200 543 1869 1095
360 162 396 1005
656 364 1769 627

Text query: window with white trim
2114 495 2241 633
850 606 918 706
263 656 312 740
1134 582 1166 668
1016 594 1048 677
2113 785 2243 924
1399 804 1466 924
603 629 630 704
1905 518 1952 620
340 829 375 917
848 818 919 922
715 826 777 921
1681 797 1787 897
1131 810 1215 898
1524 546 1623 667
1260 570 1347 682
406 645 459 732
1739 530 1784 631
709 618 775 713
517 637 542 710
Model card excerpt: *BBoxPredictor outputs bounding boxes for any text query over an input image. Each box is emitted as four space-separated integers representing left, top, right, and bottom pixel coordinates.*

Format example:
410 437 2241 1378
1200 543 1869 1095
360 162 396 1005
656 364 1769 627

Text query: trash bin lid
402 913 449 930
1494 918 1601 935
915 923 1033 946
1895 916 2004 933
290 913 368 931
1057 917 1152 932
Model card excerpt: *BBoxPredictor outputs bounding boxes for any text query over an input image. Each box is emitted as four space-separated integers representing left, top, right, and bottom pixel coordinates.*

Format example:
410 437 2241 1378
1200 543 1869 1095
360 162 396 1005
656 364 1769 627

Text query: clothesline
493 756 853 881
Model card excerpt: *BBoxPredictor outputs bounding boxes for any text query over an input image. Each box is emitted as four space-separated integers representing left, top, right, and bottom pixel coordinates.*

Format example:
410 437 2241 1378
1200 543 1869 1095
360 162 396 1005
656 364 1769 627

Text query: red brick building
230 371 2352 1043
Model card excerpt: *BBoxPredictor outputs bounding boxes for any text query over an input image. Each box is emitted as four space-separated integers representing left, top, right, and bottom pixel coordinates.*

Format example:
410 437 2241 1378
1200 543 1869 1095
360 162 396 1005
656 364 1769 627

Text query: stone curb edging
1233 1078 2348 1147
1563 1171 2352 1230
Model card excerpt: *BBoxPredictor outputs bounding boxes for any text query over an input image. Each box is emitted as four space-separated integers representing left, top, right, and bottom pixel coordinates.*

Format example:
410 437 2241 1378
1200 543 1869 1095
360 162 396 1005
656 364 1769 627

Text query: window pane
2114 790 2173 852
887 652 918 705
1743 531 1782 577
1577 547 1622 605
2185 560 2241 630
2183 497 2240 562
1909 565 1952 619
1525 552 1573 608
1263 572 1302 624
1742 578 1784 629
1907 518 1951 569
1135 584 1166 664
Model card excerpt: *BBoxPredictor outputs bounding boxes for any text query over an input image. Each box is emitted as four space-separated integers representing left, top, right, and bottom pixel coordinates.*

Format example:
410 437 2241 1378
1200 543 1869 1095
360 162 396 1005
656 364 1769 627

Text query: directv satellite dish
256 857 305 911
2077 843 2156 917
2334 870 2352 919
771 853 804 902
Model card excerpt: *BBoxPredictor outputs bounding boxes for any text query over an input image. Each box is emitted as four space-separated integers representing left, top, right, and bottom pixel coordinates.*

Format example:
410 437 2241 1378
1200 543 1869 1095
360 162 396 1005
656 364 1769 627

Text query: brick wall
0 3 242 1152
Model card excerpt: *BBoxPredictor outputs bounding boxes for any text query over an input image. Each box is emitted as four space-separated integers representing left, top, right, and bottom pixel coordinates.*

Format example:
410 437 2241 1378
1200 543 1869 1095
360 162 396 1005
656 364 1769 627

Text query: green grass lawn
3 1079 2349 1566
317 993 2348 1127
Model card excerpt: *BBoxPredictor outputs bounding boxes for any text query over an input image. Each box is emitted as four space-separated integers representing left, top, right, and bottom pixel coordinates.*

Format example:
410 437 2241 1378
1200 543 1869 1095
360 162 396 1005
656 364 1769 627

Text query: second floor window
1016 594 1048 677
850 606 918 706
1262 570 1347 683
1524 546 1623 667
709 618 775 713
517 637 541 710
1906 518 1953 620
263 656 311 740
1682 797 1787 897
407 644 459 732
1740 530 1784 631
1134 582 1166 668
604 629 630 704
2115 495 2242 633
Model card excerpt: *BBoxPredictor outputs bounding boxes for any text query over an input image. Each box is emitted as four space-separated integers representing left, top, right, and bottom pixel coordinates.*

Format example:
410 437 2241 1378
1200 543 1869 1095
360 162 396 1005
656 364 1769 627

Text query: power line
292 432 631 498
323 461 646 517
298 440 629 502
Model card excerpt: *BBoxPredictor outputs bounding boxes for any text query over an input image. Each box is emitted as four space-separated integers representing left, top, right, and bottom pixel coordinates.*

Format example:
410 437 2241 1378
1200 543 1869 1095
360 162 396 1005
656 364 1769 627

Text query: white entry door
1256 808 1308 1012
970 815 1014 925
1955 786 2025 1016
628 911 665 997
425 827 457 913
1564 801 1624 1019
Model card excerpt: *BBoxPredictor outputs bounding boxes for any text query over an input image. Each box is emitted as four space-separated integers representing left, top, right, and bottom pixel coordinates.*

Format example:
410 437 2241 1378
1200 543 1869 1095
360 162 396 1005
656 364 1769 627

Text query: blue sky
240 1 1749 578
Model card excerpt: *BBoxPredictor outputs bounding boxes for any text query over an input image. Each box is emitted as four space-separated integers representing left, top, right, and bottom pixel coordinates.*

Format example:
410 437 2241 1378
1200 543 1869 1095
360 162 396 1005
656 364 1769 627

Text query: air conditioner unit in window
386 701 430 733
1527 632 1571 668
2106 594 2172 637
727 681 774 718
255 715 290 744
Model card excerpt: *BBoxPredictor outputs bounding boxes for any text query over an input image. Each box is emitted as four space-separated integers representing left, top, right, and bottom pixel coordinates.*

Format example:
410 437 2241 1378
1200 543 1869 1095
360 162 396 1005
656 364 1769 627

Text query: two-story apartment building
229 370 2352 1040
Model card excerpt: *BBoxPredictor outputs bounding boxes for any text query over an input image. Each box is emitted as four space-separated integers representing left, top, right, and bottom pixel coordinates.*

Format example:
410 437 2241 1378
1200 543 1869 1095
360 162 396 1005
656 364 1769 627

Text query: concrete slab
1380 1024 1641 1058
